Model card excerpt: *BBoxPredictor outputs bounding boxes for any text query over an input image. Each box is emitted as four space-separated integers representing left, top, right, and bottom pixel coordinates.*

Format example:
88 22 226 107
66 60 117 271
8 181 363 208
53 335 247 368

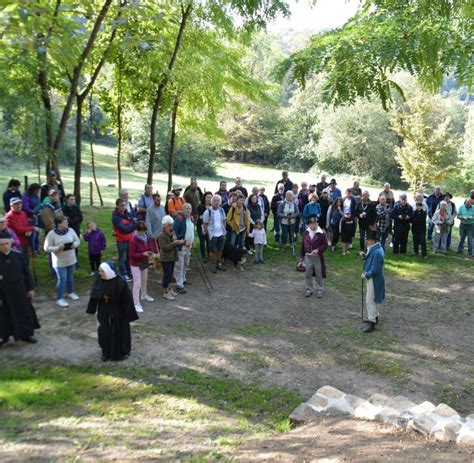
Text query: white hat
161 215 174 225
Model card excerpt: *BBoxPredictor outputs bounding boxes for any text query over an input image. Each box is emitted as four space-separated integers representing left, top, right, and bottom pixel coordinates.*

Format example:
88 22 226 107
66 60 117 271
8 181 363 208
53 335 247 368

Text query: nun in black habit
0 231 40 345
87 261 139 361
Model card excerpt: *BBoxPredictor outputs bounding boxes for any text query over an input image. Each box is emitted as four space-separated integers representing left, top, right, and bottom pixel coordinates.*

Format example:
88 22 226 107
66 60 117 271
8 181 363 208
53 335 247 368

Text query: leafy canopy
277 0 473 108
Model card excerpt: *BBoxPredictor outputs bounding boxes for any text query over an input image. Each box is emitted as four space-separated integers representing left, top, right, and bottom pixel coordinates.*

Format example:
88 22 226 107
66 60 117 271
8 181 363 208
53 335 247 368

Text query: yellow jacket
226 205 250 234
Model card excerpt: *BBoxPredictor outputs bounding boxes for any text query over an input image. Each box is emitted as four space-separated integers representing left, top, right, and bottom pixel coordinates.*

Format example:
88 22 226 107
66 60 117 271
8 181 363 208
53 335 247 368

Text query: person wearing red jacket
128 221 156 313
112 198 136 281
6 197 38 263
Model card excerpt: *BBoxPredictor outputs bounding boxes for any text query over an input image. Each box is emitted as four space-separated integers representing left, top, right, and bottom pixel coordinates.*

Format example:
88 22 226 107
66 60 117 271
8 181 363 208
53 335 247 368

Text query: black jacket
274 179 293 194
392 202 413 232
356 200 377 227
411 209 427 233
62 204 83 235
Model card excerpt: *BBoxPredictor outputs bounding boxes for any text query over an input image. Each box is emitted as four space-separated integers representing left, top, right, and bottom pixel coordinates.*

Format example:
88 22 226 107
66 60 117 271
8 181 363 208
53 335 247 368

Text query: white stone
368 393 390 407
403 401 437 430
353 400 382 420
289 403 320 424
345 394 366 411
457 420 474 446
411 415 437 436
465 413 474 422
387 396 416 412
375 396 418 427
307 394 329 411
316 385 345 400
430 403 459 418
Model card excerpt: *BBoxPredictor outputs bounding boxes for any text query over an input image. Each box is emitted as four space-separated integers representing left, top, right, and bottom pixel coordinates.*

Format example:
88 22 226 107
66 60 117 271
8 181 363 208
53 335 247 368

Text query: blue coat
363 242 385 303
302 202 321 223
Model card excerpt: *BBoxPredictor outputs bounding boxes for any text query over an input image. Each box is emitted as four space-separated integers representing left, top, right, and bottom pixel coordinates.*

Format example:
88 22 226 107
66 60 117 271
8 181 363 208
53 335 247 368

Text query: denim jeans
412 230 427 257
161 261 175 289
281 223 294 244
376 230 388 250
116 241 131 278
54 264 75 300
458 222 473 256
230 230 246 249
273 212 281 242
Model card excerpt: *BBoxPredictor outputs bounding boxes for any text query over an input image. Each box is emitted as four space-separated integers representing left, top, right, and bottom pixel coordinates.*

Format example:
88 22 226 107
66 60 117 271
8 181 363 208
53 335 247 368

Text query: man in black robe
87 261 139 361
0 231 40 345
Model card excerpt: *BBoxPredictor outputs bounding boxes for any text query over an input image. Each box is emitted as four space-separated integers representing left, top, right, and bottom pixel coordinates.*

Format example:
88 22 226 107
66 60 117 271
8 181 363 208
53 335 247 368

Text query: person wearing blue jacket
360 230 385 333
302 193 321 225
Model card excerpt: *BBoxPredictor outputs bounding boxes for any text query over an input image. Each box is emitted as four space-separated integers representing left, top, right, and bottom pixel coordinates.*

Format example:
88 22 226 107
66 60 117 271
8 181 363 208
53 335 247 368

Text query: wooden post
24 175 28 190
90 181 93 206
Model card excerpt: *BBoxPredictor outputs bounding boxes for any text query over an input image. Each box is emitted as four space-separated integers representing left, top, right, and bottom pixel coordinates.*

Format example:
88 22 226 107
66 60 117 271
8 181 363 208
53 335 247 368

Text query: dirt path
2 257 473 460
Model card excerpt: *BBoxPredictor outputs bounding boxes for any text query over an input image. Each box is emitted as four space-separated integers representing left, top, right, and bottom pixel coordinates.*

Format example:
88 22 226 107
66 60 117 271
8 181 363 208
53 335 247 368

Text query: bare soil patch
1 255 473 461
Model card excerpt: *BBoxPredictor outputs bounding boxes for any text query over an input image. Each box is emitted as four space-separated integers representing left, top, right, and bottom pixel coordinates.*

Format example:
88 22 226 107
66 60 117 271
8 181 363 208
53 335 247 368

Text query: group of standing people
1 170 473 358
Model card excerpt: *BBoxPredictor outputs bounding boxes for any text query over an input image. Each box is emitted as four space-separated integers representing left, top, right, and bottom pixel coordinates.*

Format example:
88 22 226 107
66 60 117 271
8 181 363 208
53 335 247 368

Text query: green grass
233 350 272 369
0 362 303 460
234 324 282 336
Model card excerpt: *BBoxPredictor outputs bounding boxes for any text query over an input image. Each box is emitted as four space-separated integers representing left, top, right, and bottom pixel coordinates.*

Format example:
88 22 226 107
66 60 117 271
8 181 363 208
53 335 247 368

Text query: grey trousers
305 254 324 293
254 244 264 261
366 278 380 322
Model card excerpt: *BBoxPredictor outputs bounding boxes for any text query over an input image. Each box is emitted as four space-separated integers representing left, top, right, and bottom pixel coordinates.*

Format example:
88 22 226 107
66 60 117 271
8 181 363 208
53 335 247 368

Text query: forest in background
0 1 472 201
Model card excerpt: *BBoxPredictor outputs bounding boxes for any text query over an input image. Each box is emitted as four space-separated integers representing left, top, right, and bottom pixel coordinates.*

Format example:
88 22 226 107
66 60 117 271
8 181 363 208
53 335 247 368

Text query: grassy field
3 142 466 207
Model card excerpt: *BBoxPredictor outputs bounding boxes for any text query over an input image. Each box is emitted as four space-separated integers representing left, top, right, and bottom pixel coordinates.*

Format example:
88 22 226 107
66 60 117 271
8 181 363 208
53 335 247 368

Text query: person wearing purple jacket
83 221 107 276
301 215 328 298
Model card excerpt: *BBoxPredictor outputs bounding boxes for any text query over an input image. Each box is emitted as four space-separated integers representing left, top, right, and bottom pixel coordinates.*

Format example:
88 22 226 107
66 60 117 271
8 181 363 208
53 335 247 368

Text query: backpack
204 207 225 228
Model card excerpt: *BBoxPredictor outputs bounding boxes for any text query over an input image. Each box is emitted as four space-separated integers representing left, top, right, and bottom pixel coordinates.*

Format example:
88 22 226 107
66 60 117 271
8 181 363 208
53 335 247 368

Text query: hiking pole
192 255 212 295
197 254 215 292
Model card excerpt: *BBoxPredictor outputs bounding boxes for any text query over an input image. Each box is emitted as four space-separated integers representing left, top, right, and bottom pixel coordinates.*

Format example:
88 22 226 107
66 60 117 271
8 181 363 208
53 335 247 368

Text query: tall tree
278 0 473 108
390 88 463 193
3 0 118 174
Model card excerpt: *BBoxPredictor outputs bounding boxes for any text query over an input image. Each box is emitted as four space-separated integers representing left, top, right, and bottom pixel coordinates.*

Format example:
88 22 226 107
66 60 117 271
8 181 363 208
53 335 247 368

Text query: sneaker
170 289 178 297
162 292 175 301
141 294 154 302
305 291 313 297
56 299 69 308
184 280 191 285
210 265 217 274
217 264 227 272
316 291 323 299
135 303 143 313
123 275 132 282
69 293 80 301
175 286 186 294
342 252 346 256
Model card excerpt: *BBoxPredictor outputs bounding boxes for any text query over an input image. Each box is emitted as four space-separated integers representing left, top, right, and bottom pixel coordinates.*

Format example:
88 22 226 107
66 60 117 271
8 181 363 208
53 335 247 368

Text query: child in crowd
411 201 427 258
341 211 356 255
249 219 267 264
83 221 107 276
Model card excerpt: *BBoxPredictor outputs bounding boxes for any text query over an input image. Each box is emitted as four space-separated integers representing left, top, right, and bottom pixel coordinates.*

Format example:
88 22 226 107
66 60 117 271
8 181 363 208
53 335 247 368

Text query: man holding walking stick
360 230 385 333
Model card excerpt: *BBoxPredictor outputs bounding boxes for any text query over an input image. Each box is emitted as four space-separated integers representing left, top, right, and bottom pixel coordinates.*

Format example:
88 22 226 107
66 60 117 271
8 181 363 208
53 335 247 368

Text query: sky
268 0 361 33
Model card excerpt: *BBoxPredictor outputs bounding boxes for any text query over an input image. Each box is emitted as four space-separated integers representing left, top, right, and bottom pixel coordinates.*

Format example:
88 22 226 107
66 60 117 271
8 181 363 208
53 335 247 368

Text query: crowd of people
0 170 473 357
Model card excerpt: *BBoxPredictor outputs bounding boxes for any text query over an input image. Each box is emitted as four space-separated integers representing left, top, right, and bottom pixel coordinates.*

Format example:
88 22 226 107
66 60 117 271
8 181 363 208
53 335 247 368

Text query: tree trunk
117 70 123 191
167 96 179 192
51 0 114 156
147 3 193 184
74 95 83 204
89 94 104 206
